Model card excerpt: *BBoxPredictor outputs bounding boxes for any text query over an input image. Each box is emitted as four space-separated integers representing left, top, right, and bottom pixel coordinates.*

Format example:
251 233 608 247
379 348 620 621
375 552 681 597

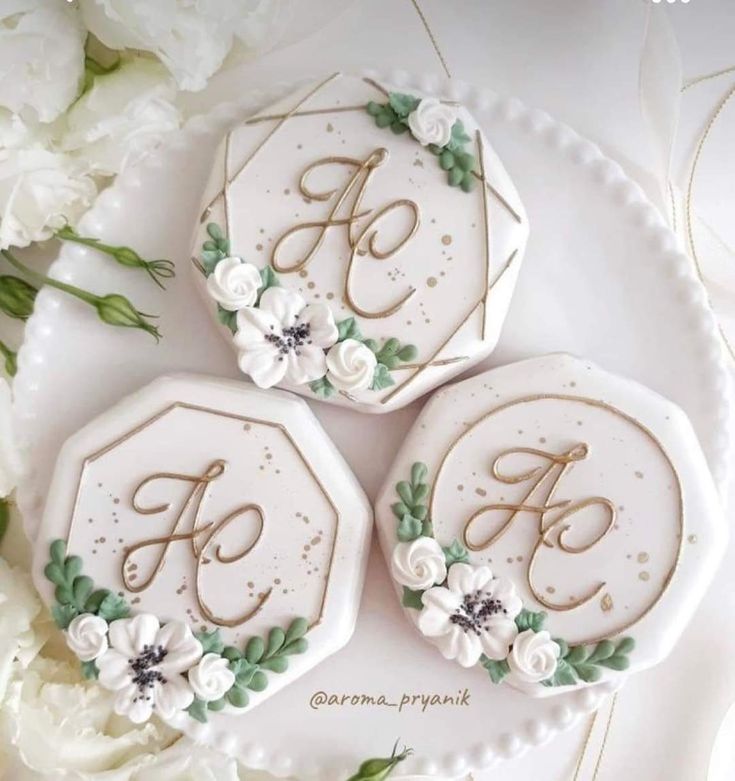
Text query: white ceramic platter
13 70 731 779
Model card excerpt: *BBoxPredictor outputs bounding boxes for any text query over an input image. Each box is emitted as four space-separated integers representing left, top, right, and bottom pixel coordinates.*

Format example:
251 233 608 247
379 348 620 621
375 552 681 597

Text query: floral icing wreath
389 464 635 687
197 224 418 398
44 540 308 724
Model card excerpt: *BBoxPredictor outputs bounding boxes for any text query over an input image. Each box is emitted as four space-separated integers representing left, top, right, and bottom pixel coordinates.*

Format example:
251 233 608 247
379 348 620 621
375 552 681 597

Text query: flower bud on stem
346 742 413 781
0 340 17 377
56 226 175 289
0 275 37 320
0 250 161 342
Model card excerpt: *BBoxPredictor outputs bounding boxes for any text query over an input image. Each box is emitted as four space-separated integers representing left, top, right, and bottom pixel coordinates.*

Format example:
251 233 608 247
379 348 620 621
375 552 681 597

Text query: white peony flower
207 257 262 311
61 58 183 177
325 338 377 392
391 537 447 591
0 655 179 778
130 737 242 781
407 98 457 147
235 286 338 388
0 148 97 250
96 615 202 724
0 0 85 122
66 613 109 662
187 653 235 703
418 562 522 667
507 629 560 684
0 378 22 496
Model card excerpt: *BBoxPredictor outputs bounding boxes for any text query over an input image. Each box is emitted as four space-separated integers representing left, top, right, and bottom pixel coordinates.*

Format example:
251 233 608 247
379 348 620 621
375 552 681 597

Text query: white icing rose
507 629 561 683
407 98 457 147
391 537 447 591
206 256 262 311
65 613 109 662
325 338 378 392
418 563 521 668
188 653 235 703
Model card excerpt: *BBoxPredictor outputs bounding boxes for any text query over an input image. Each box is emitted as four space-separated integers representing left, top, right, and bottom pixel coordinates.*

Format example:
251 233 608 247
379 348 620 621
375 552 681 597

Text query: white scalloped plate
13 70 732 779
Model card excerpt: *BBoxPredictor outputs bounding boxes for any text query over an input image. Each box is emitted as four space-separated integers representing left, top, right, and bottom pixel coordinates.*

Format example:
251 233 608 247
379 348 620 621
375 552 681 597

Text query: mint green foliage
44 540 130 630
346 742 413 781
363 337 418 391
543 637 635 687
515 608 547 633
187 619 309 723
367 93 476 190
481 656 510 684
442 539 469 567
200 223 231 275
401 587 424 610
392 462 432 541
309 375 336 399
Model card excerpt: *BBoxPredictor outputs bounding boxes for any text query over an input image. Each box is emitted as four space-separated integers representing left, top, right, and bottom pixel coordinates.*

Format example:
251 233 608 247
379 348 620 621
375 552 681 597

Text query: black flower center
449 589 507 636
265 315 313 361
129 643 168 701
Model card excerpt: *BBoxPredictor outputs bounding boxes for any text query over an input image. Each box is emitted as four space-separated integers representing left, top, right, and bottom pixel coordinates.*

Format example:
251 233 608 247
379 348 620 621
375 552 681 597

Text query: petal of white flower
108 614 160 657
417 603 452 638
154 674 194 719
155 621 202 675
421 584 461 615
480 616 519 661
115 682 154 724
96 648 131 691
258 286 305 328
447 562 492 595
0 377 22 496
238 342 287 388
299 303 338 348
234 305 281 347
455 630 483 668
284 343 327 385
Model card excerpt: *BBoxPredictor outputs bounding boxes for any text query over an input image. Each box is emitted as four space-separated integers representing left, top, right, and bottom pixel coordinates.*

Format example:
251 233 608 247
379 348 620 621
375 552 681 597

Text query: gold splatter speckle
326 123 334 132
307 281 316 289
688 534 698 544
601 593 614 612
637 552 649 563
427 276 437 288
639 571 650 581
546 586 556 594
506 557 513 564
256 243 263 251
634 471 644 479
475 487 487 497
457 484 464 491
299 270 308 278
441 234 452 246
284 188 291 195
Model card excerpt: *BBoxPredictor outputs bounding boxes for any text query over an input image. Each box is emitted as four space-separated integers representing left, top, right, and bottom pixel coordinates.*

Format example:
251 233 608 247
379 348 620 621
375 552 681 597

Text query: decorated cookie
375 354 726 695
191 72 528 412
32 375 371 723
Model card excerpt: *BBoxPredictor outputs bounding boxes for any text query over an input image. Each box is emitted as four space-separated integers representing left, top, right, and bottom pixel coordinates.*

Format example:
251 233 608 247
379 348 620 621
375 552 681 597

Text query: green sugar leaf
370 363 395 391
564 645 590 665
450 119 471 146
266 627 286 657
285 617 309 644
586 640 616 664
439 150 455 170
81 660 99 680
448 166 464 187
96 591 130 622
222 645 242 662
196 629 225 655
336 317 362 342
599 654 631 672
413 505 428 521
397 514 423 542
397 344 418 362
390 121 408 134
216 305 238 335
396 481 413 505
248 671 268 692
258 266 279 295
410 462 428 485
72 576 94 608
260 656 288 674
515 608 547 633
206 223 224 241
456 151 476 172
187 698 209 723
481 656 510 684
388 92 420 117
44 562 65 586
443 539 470 567
402 587 424 610
460 171 475 192
574 663 603 683
50 540 66 567
51 603 78 630
366 101 383 117
544 658 578 687
375 112 393 128
245 636 265 664
616 637 635 655
391 501 410 519
412 483 429 502
208 697 226 711
309 376 335 399
283 637 308 656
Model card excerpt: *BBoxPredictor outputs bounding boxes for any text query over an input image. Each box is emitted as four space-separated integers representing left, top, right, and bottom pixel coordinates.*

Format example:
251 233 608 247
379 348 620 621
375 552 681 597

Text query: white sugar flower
66 613 109 662
188 653 235 703
0 148 97 250
96 614 202 723
507 629 560 683
407 98 457 148
61 58 183 177
207 257 262 311
0 0 85 122
130 737 242 781
0 378 22 496
325 338 377 392
235 286 338 388
391 537 447 591
418 562 522 667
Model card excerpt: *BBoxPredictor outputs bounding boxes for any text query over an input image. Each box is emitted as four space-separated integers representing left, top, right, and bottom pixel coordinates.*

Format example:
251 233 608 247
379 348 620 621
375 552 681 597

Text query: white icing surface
375 354 727 696
191 74 529 412
32 374 372 715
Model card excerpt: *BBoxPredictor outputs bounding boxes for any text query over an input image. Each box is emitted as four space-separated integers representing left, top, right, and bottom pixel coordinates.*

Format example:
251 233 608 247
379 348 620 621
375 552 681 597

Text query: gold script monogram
271 148 419 318
121 459 270 627
462 444 616 612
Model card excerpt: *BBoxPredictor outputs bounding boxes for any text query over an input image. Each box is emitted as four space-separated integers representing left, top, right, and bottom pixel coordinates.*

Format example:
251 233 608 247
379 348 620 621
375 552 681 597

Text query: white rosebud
188 653 236 703
391 537 447 591
407 98 457 148
66 613 109 662
325 339 378 393
207 257 263 311
507 629 561 683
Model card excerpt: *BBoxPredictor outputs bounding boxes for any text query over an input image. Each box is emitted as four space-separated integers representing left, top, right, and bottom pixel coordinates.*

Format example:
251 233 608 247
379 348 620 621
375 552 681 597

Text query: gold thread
408 0 452 80
591 692 618 780
223 132 231 238
684 81 735 362
191 256 206 275
429 394 684 644
362 77 390 98
246 105 368 125
200 71 341 220
392 355 469 371
66 402 341 630
477 130 492 338
683 65 735 92
572 709 600 781
471 171 524 224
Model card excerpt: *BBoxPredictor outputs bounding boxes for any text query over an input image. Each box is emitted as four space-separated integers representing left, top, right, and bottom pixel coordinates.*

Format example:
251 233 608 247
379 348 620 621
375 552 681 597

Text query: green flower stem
1 250 161 341
346 743 412 781
56 226 175 289
0 340 17 377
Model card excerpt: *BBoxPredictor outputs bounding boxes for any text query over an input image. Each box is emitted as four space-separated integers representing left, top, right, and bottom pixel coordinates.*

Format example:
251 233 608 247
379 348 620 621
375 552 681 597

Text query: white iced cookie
375 353 726 696
191 73 528 412
33 374 372 724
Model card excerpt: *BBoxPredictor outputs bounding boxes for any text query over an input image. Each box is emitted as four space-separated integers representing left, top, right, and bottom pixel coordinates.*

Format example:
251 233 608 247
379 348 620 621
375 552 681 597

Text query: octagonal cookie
33 374 371 724
191 72 528 413
375 354 726 695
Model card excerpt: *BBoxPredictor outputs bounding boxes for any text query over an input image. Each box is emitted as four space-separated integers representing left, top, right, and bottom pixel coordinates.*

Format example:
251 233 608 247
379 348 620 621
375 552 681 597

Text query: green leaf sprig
57 226 175 289
366 92 476 191
346 741 413 781
0 340 17 376
187 618 309 723
392 462 431 541
1 249 161 341
0 275 37 320
199 223 231 275
44 539 130 631
543 637 635 687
